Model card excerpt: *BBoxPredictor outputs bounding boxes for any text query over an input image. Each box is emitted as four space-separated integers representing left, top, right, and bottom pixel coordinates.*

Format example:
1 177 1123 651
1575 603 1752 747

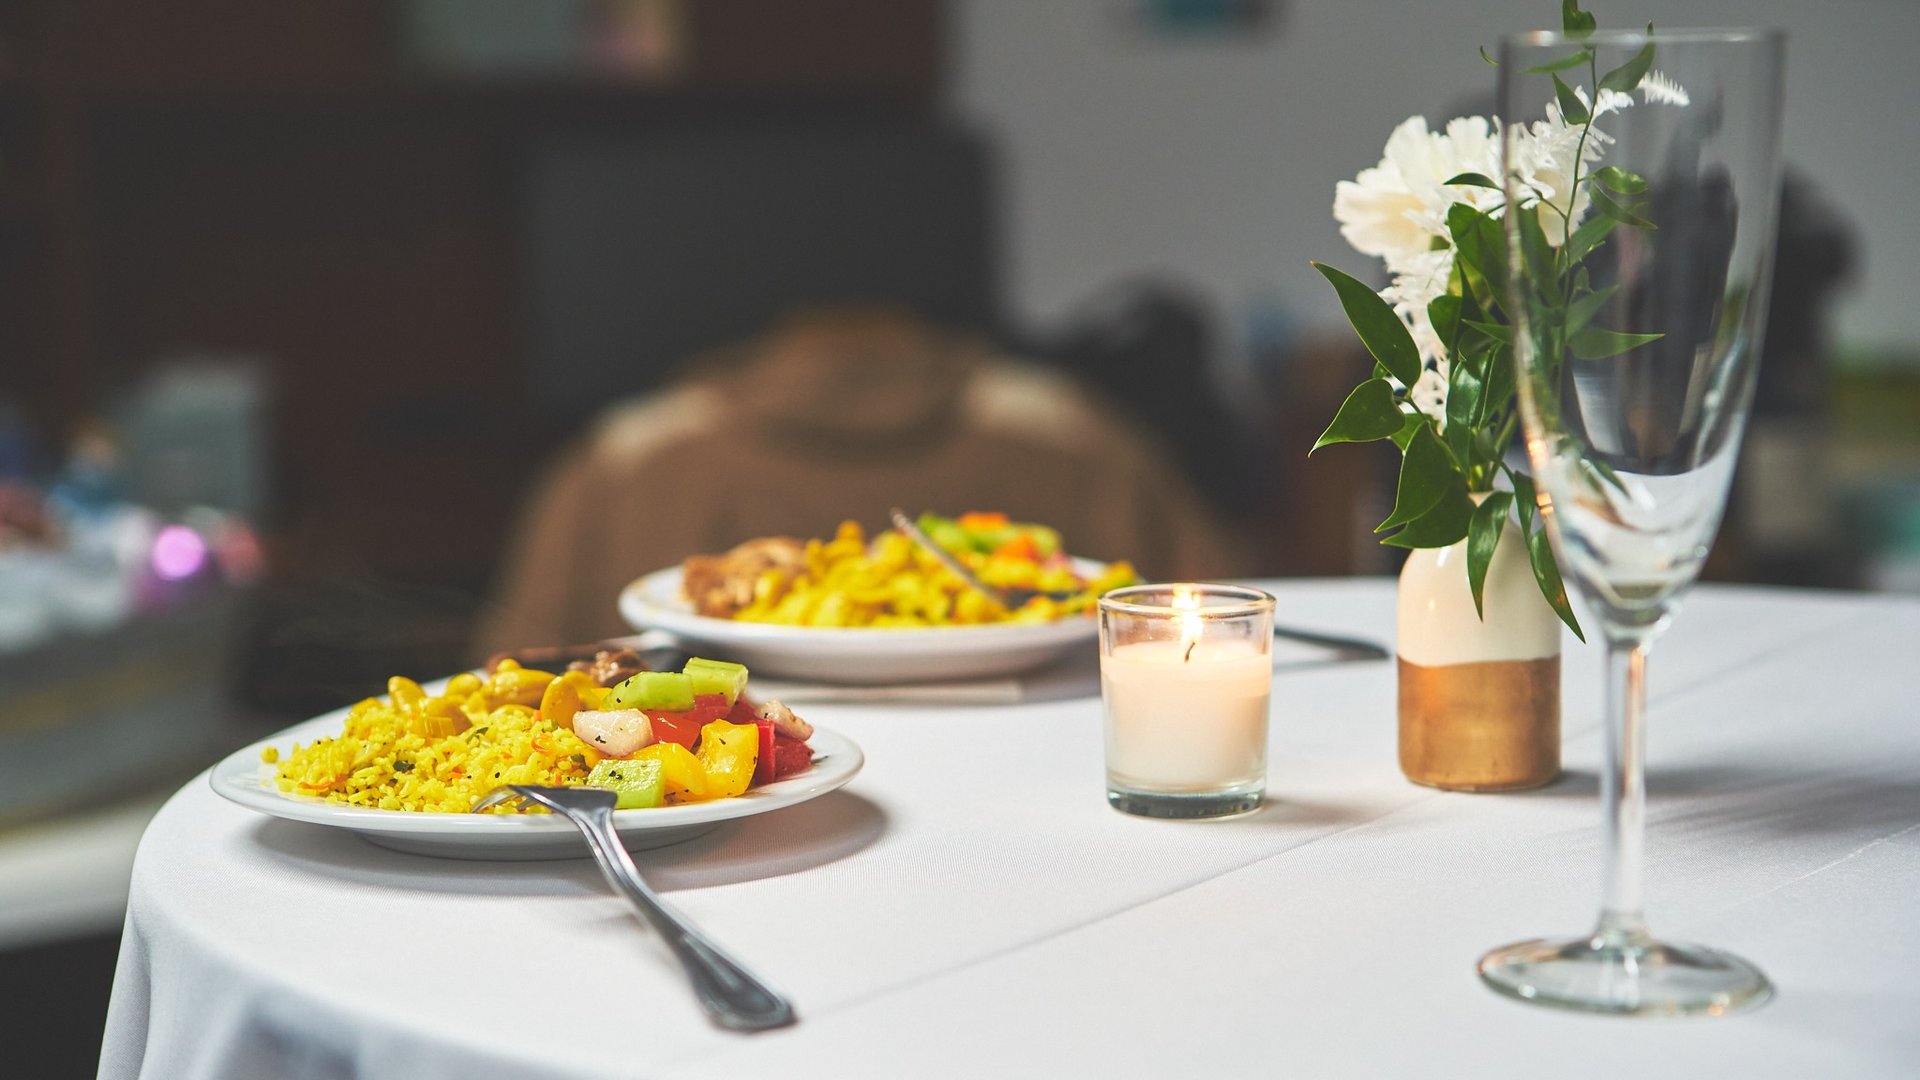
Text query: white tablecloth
99 581 1920 1079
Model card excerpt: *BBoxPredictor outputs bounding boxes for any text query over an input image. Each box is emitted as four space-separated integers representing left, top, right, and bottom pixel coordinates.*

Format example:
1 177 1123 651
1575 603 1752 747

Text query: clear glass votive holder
1098 583 1275 819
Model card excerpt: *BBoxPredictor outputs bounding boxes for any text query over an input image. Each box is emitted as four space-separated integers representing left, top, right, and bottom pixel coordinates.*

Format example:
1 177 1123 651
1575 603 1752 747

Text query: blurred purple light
152 525 208 580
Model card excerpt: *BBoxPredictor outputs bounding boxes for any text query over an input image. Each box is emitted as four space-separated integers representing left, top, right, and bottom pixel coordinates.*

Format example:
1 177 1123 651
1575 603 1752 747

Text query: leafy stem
1313 7 1672 642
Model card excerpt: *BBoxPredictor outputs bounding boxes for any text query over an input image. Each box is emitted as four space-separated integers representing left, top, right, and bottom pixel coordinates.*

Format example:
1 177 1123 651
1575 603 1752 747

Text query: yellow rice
270 666 597 813
732 521 1141 628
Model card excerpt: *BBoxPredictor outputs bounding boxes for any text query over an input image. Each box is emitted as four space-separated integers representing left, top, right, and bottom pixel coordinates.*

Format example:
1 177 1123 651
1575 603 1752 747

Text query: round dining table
98 580 1920 1079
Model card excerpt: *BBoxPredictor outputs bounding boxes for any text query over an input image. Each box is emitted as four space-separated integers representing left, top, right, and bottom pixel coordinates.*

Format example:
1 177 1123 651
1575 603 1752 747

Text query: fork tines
470 786 525 814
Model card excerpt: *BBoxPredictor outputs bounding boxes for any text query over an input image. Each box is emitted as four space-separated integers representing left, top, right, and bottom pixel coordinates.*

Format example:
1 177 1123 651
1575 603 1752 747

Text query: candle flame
1172 585 1202 662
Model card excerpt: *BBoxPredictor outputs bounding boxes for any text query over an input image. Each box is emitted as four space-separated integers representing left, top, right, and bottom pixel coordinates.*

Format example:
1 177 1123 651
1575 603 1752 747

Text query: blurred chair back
476 310 1243 654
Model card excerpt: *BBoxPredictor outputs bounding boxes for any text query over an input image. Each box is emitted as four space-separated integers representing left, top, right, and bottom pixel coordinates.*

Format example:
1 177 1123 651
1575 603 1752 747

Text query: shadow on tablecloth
244 790 888 896
1500 762 1920 840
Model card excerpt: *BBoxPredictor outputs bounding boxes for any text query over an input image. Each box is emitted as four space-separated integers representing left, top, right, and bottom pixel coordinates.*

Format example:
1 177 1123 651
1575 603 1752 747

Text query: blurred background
1 1 1914 1073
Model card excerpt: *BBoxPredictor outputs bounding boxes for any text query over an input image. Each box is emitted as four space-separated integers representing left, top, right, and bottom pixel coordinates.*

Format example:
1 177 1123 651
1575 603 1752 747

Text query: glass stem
1594 636 1652 948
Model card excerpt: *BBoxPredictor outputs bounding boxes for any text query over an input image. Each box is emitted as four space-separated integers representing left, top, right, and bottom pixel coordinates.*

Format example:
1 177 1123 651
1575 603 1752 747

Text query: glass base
1478 932 1772 1017
1106 786 1262 819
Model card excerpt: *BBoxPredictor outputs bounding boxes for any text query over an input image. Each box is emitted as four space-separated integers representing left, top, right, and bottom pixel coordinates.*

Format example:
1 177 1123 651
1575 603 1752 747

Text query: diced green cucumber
607 671 695 712
586 757 665 809
918 513 975 554
682 657 749 705
1019 524 1063 559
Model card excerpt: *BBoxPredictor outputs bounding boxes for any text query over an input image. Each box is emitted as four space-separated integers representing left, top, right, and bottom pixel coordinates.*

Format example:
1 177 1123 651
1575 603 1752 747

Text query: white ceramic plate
617 563 1103 684
211 705 863 861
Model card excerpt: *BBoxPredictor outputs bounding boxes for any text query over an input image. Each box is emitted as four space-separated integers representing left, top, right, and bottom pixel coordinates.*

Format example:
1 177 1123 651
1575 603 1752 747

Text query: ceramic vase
1396 509 1561 791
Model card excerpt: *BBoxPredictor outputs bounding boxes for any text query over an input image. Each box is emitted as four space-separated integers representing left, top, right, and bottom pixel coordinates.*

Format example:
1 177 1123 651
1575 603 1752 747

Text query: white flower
1590 68 1691 117
1504 74 1691 244
1333 115 1505 390
1334 116 1503 278
1325 74 1692 441
1333 122 1433 272
1593 87 1636 117
1380 247 1453 372
1504 98 1608 246
1639 70 1690 106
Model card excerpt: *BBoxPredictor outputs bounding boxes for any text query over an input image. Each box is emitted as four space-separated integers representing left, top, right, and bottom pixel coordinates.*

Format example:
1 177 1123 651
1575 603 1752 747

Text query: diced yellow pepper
536 670 598 729
485 665 554 708
628 742 709 802
696 720 760 799
387 675 428 714
406 696 472 739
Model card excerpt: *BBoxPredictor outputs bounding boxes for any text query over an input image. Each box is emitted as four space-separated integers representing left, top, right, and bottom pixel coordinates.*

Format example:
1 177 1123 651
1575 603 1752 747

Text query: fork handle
568 805 795 1031
1272 625 1391 660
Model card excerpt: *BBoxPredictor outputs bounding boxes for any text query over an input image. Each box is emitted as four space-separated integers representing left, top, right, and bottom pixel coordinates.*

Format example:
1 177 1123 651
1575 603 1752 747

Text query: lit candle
1098 583 1275 818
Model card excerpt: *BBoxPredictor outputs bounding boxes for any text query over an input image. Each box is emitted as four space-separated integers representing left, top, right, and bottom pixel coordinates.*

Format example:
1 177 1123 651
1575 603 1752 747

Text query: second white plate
617 565 1100 684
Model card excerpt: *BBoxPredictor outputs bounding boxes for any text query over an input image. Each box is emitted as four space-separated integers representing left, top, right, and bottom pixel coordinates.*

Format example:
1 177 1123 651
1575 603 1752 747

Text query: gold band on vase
1398 655 1560 792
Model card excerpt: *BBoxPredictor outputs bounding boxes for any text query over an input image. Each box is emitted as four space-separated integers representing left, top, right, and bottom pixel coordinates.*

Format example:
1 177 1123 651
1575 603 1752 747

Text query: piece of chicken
756 699 813 742
570 709 655 758
682 536 808 618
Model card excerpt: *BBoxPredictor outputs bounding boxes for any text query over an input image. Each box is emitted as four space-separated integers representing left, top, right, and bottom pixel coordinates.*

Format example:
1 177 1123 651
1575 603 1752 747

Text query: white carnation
1332 115 1506 389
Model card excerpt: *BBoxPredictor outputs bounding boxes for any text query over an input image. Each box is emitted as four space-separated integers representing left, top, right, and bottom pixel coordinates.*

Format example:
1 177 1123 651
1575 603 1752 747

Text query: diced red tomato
685 694 734 725
726 694 760 725
753 719 778 785
770 733 813 780
645 709 702 750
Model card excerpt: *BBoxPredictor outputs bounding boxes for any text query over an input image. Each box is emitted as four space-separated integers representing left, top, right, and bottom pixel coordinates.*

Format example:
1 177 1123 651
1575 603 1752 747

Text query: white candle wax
1101 638 1271 793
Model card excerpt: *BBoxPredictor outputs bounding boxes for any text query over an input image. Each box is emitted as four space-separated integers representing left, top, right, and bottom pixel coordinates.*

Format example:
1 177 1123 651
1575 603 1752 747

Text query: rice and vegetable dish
268 651 814 813
681 512 1140 628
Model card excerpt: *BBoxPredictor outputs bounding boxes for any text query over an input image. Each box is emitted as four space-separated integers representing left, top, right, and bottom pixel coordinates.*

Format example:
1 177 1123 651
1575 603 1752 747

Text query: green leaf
1598 40 1655 95
1312 378 1406 452
1582 455 1632 496
1448 205 1485 276
1564 211 1618 264
1505 468 1536 526
1561 0 1596 38
1477 344 1515 431
1480 45 1499 67
1447 204 1507 311
1471 424 1506 466
1380 487 1475 549
1463 319 1511 344
1570 327 1662 359
1515 203 1558 300
1565 283 1619 333
1444 172 1500 189
1445 361 1485 461
1455 268 1488 324
1552 74 1591 124
1591 165 1649 195
1524 49 1594 75
1525 520 1585 640
1388 409 1424 451
1312 262 1423 389
1590 186 1656 229
1377 424 1461 532
1428 294 1462 352
1466 491 1514 618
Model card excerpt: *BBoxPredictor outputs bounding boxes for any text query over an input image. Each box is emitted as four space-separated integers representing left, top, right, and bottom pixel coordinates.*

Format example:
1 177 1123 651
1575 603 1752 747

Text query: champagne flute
1480 27 1786 1015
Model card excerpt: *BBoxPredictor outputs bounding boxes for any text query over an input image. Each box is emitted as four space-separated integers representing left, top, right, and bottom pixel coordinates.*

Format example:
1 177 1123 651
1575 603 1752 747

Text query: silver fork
889 507 1078 609
472 784 795 1031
